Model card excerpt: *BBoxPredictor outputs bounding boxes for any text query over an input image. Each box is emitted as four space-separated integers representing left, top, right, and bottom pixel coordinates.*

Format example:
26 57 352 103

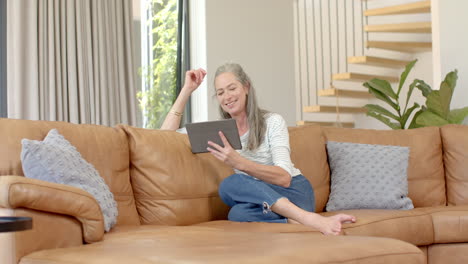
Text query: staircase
295 0 432 128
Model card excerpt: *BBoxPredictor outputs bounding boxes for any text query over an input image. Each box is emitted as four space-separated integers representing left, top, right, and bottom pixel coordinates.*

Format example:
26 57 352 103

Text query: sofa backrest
0 118 140 226
440 125 468 206
322 126 446 208
122 124 331 225
288 125 330 213
121 125 233 225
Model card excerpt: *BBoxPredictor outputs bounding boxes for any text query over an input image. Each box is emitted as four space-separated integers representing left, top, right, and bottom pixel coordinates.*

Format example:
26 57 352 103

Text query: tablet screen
185 119 242 153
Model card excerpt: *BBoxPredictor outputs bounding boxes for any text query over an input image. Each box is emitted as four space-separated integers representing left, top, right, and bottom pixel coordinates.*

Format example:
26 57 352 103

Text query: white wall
293 0 434 129
353 0 433 129
190 0 296 125
432 0 468 109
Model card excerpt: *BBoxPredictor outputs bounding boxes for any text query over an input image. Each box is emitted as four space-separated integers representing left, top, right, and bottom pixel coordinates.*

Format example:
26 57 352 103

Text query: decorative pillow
21 129 118 231
325 141 414 211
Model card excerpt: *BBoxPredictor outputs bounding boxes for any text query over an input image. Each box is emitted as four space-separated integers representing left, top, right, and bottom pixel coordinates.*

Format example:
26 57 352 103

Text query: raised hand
160 68 206 130
182 68 207 94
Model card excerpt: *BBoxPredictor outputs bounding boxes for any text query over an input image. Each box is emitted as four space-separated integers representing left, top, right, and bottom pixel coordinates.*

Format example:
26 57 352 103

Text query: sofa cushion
321 208 435 246
198 206 468 247
428 243 468 264
0 118 140 226
323 126 445 208
440 125 468 206
197 209 434 246
429 205 468 243
121 125 234 225
21 129 118 231
194 220 322 234
21 225 425 264
288 125 330 213
325 141 413 211
199 206 468 246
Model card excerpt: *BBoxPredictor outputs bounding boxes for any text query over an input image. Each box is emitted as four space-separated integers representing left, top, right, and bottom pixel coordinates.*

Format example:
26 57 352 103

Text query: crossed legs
219 173 355 235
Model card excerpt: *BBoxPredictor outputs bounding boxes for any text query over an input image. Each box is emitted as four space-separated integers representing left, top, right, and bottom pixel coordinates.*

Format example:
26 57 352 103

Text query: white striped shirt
235 113 302 178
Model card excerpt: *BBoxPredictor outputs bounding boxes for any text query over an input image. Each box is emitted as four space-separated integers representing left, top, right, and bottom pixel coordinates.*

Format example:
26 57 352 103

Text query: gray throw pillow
325 141 413 211
21 129 118 231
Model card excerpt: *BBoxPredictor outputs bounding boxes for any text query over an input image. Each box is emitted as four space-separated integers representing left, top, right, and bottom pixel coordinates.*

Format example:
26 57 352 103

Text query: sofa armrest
0 176 104 243
0 208 83 264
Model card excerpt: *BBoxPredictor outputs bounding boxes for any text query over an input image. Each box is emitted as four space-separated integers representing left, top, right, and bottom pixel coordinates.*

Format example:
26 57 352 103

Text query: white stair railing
294 0 367 124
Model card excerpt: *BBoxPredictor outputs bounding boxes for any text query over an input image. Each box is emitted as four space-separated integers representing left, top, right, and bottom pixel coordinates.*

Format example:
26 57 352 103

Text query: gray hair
214 63 268 151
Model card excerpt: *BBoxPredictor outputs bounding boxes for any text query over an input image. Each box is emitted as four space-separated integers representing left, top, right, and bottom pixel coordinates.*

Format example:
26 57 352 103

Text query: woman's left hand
207 131 245 170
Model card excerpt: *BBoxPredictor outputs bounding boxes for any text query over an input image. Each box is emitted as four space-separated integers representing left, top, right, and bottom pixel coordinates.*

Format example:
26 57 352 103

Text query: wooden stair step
303 105 367 114
365 22 431 33
348 56 410 68
318 88 373 99
297 120 355 128
366 41 432 52
365 1 431 16
332 72 399 83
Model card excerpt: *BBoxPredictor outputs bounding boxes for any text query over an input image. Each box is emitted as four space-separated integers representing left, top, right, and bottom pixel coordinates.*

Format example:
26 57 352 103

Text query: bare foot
300 213 356 235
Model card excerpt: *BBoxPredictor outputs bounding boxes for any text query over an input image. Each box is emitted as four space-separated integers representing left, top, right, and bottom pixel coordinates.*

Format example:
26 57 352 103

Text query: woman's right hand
160 68 206 130
182 68 207 94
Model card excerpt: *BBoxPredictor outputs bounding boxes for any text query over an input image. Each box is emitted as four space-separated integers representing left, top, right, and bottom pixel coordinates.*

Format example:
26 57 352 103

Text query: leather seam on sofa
327 252 423 264
7 182 97 207
134 195 221 200
337 213 430 228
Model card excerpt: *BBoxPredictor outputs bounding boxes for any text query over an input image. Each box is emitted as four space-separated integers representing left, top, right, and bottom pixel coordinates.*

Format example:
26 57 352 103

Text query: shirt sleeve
267 114 295 177
176 127 187 134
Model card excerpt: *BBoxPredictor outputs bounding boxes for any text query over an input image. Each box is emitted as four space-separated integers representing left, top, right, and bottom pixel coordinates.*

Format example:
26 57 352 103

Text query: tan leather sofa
0 118 467 264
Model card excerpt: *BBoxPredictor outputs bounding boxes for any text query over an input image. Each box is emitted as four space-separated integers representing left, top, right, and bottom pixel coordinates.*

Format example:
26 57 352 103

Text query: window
134 0 189 128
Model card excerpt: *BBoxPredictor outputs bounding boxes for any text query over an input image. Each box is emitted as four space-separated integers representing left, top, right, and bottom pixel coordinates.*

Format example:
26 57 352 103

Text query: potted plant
363 60 468 129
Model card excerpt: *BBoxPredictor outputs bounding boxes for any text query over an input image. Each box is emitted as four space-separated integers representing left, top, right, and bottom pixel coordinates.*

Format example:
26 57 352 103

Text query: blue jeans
218 174 315 223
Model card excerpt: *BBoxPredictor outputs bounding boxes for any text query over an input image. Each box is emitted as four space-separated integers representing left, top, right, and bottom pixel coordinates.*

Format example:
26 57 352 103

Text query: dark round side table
0 217 33 233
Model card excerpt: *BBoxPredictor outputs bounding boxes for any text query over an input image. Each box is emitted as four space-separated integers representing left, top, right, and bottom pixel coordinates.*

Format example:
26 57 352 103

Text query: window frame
176 0 191 124
0 0 7 118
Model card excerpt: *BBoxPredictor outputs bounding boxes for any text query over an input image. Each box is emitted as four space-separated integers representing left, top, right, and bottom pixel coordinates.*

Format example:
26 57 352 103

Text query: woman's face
214 72 249 117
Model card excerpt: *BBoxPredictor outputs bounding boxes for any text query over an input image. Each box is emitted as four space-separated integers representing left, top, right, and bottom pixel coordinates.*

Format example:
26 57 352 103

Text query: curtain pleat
7 0 39 119
123 0 137 126
7 0 138 126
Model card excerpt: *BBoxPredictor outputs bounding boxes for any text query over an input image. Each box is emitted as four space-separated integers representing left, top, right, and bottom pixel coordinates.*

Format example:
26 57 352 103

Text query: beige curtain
7 0 138 126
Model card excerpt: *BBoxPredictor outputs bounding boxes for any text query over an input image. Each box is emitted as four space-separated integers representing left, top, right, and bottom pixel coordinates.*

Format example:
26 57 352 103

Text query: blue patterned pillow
21 129 118 231
326 141 413 211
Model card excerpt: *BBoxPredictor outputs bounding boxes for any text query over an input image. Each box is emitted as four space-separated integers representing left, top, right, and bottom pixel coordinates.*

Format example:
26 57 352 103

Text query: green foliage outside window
138 0 178 129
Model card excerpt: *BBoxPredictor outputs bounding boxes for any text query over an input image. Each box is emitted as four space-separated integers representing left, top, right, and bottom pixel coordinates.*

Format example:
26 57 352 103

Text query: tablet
185 119 242 153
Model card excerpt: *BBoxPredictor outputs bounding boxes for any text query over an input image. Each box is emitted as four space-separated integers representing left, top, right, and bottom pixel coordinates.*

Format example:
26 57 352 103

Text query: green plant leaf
415 79 433 97
408 108 425 129
425 91 446 118
397 59 417 96
401 103 420 129
448 107 468 124
416 110 450 127
364 104 400 121
366 111 402 130
364 83 400 111
438 70 458 119
404 79 419 113
366 79 398 100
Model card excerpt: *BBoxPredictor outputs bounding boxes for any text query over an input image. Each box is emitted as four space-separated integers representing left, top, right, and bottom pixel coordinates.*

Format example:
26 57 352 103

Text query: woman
161 63 355 235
